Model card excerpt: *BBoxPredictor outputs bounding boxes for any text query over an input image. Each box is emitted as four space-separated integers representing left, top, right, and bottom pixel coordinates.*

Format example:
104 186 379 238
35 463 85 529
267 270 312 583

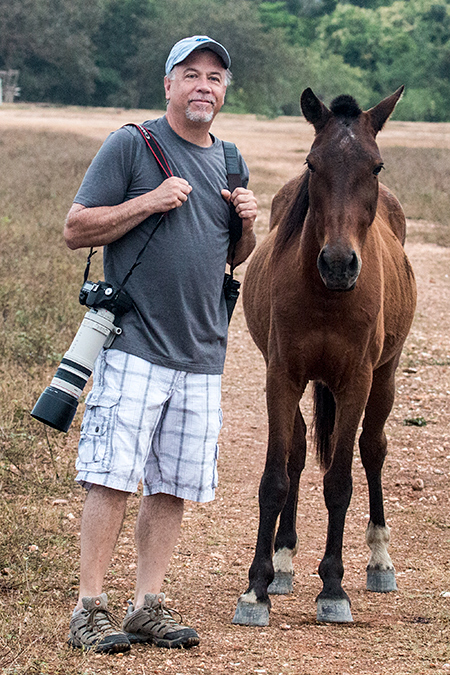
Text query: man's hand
221 187 257 229
151 177 192 213
222 187 257 266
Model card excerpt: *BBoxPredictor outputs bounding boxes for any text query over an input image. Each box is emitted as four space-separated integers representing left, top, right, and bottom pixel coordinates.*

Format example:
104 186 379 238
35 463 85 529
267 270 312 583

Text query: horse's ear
301 88 332 133
366 86 404 135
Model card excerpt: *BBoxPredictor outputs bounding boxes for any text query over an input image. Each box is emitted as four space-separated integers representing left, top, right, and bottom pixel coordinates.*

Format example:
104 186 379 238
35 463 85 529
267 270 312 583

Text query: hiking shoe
68 593 131 653
122 592 200 649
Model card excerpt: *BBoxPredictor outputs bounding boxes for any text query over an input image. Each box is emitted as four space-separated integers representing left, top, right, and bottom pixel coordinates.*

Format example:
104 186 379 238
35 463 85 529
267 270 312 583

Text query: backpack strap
222 141 243 274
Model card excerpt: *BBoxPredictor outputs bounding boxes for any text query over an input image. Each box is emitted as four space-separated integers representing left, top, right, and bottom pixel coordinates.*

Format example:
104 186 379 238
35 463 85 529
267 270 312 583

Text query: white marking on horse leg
365 522 394 570
238 589 259 604
273 546 296 574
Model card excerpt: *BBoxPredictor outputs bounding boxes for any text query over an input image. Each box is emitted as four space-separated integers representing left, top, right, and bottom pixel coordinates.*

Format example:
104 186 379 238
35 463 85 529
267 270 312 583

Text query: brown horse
232 87 417 626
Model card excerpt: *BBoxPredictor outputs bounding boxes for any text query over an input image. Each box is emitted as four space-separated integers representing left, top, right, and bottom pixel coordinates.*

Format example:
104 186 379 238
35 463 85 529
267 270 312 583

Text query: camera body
223 273 241 323
31 281 132 433
79 280 133 317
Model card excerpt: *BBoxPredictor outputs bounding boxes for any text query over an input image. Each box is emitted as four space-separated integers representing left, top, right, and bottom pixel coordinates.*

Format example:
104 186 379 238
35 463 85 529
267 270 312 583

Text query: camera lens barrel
31 308 119 432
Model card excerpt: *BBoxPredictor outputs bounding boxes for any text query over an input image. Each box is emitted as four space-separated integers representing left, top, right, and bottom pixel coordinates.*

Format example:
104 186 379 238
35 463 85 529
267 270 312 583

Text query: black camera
223 273 241 323
79 280 133 316
31 281 132 433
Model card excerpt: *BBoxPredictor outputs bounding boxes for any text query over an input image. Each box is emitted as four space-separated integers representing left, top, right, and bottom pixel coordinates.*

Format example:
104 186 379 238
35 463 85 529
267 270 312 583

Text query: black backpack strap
223 141 243 268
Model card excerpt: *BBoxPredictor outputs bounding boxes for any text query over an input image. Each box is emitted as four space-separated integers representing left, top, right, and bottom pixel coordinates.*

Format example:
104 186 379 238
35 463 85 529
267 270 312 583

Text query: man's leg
69 484 131 653
76 484 129 610
122 492 199 648
134 493 184 608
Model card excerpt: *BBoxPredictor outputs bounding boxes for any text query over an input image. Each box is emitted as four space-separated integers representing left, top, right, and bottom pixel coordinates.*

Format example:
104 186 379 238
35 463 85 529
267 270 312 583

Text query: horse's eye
373 164 384 176
306 159 315 173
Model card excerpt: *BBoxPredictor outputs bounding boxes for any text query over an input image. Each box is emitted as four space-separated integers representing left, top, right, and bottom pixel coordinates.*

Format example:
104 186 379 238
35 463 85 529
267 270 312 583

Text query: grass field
1 115 450 674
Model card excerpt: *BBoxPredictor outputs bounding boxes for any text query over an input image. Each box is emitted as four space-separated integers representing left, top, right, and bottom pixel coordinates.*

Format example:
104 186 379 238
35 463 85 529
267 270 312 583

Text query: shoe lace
87 606 122 635
149 596 184 627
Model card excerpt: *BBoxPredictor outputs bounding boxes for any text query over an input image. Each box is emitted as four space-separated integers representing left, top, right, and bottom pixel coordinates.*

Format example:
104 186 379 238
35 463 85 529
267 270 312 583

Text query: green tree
315 0 450 120
92 0 157 107
0 0 103 103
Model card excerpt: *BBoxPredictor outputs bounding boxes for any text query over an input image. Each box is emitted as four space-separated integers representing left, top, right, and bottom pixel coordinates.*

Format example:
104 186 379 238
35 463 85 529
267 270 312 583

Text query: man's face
164 50 228 124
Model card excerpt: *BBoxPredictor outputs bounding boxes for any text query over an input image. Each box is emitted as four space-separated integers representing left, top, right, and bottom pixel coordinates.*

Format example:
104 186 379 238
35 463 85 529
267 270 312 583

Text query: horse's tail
313 381 336 470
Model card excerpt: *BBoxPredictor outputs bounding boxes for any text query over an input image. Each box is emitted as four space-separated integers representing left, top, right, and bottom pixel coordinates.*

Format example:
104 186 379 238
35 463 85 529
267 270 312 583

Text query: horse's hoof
232 599 270 626
268 571 294 595
366 568 397 593
316 598 353 623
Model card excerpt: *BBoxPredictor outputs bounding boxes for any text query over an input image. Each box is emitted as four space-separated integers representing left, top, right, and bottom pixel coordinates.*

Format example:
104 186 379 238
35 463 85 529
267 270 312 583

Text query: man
64 36 257 653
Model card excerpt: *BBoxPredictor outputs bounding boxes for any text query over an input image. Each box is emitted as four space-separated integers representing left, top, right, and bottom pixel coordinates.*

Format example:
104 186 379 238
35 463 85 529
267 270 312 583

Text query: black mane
273 170 310 257
330 95 362 119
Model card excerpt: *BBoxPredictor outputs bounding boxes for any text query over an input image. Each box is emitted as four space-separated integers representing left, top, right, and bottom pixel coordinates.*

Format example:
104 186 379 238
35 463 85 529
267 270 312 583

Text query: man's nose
196 76 212 90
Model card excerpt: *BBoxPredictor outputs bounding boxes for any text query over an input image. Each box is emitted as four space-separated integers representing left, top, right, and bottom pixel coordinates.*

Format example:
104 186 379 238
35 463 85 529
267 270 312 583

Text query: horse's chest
272 301 383 381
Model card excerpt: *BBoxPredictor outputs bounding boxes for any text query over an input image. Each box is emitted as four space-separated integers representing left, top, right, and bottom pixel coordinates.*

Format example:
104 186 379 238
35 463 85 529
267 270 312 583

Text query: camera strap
83 124 173 290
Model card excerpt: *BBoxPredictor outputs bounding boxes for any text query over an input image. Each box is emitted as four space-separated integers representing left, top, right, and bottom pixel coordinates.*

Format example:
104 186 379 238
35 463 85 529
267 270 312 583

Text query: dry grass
1 117 450 674
382 147 450 246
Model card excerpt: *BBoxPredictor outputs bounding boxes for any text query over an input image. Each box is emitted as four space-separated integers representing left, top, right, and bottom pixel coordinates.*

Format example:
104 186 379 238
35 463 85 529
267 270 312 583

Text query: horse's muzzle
317 245 361 291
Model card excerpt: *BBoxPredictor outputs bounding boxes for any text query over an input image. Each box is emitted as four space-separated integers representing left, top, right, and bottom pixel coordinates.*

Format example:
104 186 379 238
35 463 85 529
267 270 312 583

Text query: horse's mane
273 169 310 258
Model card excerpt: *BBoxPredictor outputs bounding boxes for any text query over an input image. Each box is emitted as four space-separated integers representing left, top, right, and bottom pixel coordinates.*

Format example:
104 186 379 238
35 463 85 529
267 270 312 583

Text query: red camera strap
129 124 174 179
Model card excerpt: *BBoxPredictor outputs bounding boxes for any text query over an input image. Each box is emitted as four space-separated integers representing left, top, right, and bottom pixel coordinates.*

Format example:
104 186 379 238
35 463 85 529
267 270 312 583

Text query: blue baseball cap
165 35 231 75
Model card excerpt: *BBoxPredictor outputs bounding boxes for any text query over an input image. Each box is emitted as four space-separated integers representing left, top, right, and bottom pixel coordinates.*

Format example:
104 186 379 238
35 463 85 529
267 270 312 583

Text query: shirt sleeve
73 127 137 208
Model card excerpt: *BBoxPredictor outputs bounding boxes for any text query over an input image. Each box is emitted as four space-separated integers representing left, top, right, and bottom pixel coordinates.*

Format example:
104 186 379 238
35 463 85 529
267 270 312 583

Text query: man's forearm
64 177 192 250
228 226 256 267
64 198 156 250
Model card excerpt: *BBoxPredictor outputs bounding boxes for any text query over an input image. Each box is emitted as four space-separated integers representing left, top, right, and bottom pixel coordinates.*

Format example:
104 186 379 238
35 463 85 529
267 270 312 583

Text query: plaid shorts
75 349 222 502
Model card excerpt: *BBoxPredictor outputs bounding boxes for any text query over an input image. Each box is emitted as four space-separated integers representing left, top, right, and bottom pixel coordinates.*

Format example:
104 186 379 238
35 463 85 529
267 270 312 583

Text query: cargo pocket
76 388 121 473
212 407 223 490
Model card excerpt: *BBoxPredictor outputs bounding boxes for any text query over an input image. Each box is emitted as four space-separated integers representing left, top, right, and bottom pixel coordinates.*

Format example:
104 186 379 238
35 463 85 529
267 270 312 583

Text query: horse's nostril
349 251 359 274
317 246 360 288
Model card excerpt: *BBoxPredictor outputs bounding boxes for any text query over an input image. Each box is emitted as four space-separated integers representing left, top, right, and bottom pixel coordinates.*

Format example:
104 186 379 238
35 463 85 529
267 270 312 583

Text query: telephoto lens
31 308 121 432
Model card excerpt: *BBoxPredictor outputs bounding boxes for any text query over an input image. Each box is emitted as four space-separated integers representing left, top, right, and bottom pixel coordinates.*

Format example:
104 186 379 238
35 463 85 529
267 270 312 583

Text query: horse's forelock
330 95 362 119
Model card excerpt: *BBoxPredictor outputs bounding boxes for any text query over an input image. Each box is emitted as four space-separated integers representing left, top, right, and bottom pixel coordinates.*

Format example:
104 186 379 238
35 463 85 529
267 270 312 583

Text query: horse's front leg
268 408 306 595
360 357 399 593
316 379 371 623
232 369 305 626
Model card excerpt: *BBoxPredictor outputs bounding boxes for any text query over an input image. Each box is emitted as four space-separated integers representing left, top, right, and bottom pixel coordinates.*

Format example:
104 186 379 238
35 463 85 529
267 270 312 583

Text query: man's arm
222 187 257 266
64 177 192 250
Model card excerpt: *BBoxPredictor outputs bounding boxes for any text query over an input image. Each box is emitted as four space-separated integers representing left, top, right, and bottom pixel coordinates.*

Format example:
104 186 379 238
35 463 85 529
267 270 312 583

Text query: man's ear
164 75 171 101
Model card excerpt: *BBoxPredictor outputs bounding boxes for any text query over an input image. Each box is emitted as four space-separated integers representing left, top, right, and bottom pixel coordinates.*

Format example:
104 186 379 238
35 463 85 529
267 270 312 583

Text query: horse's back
269 175 304 231
377 183 407 245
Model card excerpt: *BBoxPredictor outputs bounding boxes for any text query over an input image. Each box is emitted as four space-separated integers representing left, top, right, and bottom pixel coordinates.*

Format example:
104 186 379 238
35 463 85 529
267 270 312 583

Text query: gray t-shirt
74 116 249 374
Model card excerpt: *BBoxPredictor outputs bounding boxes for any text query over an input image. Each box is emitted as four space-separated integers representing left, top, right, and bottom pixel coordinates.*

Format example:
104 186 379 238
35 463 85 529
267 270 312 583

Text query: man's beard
185 103 215 123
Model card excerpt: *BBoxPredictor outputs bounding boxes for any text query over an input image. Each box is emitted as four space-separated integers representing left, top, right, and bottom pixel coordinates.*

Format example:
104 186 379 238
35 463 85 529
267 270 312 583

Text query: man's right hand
150 177 192 213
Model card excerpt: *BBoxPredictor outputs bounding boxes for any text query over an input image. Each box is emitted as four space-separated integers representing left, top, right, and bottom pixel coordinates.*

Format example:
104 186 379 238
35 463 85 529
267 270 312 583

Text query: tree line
1 0 450 120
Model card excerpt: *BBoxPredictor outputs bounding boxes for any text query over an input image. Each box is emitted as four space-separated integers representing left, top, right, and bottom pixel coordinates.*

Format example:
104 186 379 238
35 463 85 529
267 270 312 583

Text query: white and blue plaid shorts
75 349 222 502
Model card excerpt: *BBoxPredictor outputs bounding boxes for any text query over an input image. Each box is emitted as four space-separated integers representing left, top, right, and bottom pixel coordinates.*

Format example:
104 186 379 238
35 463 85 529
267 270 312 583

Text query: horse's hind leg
268 408 306 594
359 357 399 593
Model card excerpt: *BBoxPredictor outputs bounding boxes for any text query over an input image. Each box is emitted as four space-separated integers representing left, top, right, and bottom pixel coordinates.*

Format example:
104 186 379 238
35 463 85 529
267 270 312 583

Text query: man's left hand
221 188 257 230
222 188 257 266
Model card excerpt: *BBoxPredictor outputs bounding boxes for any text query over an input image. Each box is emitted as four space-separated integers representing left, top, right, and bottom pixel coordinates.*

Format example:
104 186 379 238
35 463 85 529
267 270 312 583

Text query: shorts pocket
76 388 121 473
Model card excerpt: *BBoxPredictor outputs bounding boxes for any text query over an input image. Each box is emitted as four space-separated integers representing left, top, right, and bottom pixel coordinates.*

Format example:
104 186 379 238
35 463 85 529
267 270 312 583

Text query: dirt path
1 106 449 674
